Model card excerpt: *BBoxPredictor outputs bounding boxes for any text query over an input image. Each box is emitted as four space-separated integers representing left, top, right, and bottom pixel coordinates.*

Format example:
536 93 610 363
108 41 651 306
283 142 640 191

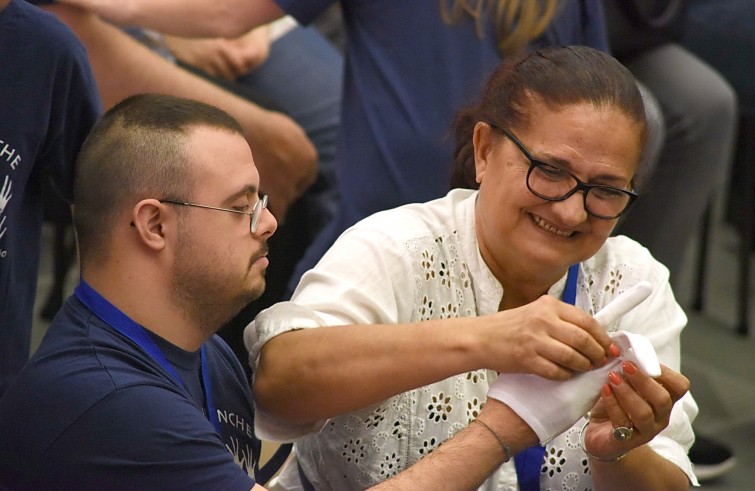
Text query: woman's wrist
471 418 512 462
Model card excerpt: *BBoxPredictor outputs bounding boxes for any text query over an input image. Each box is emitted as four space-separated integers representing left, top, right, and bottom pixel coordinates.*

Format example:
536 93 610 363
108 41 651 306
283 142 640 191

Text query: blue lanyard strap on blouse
514 263 579 491
74 279 221 435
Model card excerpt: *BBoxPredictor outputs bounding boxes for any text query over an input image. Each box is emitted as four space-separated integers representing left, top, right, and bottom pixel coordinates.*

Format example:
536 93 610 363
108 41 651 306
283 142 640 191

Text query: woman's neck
498 281 547 310
496 266 569 311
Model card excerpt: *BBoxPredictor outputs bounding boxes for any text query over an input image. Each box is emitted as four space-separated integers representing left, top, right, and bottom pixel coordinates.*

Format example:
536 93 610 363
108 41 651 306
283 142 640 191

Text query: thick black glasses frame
489 124 637 219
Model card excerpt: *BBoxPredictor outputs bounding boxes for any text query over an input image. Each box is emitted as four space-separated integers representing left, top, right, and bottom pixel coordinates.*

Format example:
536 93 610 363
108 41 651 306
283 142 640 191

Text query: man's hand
164 26 271 80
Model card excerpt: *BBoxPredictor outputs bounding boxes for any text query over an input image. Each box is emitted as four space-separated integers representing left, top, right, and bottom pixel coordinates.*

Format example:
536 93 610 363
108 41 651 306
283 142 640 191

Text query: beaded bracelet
579 418 629 462
472 419 512 462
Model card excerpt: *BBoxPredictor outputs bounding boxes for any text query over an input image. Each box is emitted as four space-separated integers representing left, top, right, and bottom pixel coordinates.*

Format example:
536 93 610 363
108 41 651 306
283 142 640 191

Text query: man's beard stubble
169 231 266 336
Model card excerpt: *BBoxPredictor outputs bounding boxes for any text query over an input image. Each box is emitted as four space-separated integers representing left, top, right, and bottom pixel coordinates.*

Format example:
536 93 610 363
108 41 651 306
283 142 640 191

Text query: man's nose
255 208 278 238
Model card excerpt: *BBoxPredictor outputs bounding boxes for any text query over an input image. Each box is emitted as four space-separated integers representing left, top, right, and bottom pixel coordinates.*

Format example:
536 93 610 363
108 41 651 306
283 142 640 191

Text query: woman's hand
582 363 690 460
485 295 618 379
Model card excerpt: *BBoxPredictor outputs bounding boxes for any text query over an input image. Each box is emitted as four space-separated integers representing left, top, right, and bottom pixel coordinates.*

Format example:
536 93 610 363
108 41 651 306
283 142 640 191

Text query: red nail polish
622 361 637 375
609 344 621 358
608 371 622 385
602 384 612 397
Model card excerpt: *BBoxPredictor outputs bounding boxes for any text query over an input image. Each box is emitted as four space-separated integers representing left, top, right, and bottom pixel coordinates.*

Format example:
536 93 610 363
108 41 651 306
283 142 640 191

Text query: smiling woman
459 47 647 295
246 46 697 491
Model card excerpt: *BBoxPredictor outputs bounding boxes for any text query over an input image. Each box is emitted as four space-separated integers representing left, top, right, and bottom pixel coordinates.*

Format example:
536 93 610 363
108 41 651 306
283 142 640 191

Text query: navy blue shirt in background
0 0 101 394
276 0 609 287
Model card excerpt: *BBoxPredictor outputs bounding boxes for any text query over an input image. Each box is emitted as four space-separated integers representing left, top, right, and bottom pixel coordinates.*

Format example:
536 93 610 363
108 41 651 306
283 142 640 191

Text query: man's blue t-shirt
0 0 101 394
0 294 260 490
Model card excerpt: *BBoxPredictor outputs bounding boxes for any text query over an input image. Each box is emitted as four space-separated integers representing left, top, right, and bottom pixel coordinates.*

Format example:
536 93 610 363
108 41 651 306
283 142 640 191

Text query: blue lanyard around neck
514 263 579 491
562 263 579 305
74 279 221 435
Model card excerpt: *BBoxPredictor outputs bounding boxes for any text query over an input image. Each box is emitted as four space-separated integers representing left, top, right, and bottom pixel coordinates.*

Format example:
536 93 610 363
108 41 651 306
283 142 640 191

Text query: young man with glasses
0 94 275 490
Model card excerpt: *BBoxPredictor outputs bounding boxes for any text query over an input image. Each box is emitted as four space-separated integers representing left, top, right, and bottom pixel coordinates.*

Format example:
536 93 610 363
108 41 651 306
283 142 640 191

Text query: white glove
488 282 658 443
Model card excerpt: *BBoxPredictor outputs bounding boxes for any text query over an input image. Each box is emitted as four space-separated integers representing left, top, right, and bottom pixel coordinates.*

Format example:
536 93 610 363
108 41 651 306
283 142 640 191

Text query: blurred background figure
0 0 101 397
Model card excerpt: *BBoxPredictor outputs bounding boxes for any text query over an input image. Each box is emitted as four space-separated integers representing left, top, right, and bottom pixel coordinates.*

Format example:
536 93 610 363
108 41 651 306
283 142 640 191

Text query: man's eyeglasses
490 124 637 219
160 195 268 233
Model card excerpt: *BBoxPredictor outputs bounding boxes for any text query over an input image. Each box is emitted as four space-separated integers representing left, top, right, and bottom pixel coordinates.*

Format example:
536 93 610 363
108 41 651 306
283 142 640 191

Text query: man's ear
473 122 494 184
131 199 170 251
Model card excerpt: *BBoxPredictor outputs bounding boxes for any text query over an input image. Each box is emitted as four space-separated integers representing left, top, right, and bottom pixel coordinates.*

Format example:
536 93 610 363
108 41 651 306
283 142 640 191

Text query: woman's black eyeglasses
490 124 637 219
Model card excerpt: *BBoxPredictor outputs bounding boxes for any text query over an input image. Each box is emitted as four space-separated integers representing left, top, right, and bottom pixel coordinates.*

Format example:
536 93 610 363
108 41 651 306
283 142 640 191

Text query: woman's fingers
492 296 625 378
605 362 689 441
531 336 594 374
601 382 633 430
653 364 691 403
525 297 617 372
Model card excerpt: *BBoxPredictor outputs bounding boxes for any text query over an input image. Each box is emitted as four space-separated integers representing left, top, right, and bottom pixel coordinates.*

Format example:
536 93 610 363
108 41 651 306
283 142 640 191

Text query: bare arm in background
53 0 282 38
162 26 272 81
44 4 316 221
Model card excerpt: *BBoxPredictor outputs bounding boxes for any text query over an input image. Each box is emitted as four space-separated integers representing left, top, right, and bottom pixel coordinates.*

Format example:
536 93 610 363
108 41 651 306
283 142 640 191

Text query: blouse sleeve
247 221 416 440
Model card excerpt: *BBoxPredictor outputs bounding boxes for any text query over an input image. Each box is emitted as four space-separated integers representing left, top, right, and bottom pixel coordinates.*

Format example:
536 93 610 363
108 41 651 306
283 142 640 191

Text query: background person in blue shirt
50 0 612 294
0 0 101 397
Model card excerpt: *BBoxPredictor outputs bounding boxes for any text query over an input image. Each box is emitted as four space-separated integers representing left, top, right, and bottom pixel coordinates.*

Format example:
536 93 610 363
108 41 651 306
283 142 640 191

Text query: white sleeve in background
269 16 298 42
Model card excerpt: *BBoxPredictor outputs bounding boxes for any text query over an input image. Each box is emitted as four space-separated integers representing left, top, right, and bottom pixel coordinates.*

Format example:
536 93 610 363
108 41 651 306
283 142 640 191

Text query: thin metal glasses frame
160 194 268 233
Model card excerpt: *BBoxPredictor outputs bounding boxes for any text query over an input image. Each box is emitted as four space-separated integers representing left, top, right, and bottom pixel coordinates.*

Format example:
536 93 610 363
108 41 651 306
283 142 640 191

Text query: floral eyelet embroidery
379 452 401 478
342 438 367 464
420 250 435 280
466 397 483 420
418 436 439 455
543 446 566 477
427 392 453 423
302 229 652 489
